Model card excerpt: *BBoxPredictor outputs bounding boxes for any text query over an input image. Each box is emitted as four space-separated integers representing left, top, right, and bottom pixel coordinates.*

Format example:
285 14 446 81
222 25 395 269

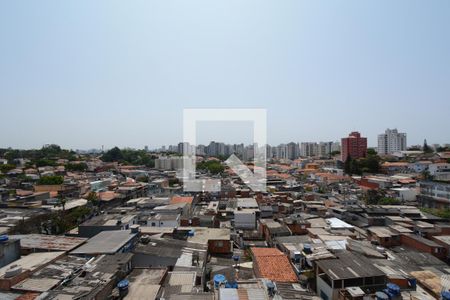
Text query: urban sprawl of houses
0 128 450 300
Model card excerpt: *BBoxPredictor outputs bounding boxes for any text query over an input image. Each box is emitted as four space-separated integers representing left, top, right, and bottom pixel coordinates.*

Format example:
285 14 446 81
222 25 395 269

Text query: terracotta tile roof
16 293 39 300
382 162 409 167
98 191 121 201
251 247 283 257
171 196 194 204
251 247 298 282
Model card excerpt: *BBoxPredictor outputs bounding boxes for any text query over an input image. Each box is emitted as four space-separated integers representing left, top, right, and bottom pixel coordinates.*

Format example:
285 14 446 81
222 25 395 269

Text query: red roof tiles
171 196 194 204
251 247 298 283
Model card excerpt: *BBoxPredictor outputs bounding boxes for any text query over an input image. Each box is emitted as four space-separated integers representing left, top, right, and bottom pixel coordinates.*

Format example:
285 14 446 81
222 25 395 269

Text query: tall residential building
155 156 185 171
331 141 341 153
377 128 407 156
341 131 367 161
286 142 300 160
318 142 333 158
274 144 288 160
300 142 318 157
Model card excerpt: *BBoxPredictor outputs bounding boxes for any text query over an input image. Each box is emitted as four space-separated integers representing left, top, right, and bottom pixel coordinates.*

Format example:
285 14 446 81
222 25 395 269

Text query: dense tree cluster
421 208 450 219
65 162 88 172
101 147 155 167
197 160 224 174
37 175 64 185
344 152 381 175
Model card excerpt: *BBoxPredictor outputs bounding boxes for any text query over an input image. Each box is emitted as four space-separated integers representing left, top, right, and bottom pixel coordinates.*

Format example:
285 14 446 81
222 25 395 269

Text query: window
151 222 156 227
216 241 224 247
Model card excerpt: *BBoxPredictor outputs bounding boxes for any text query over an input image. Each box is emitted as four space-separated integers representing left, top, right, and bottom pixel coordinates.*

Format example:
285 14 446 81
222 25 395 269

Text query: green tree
367 148 377 156
101 147 124 162
66 162 88 172
86 192 99 206
344 156 352 175
0 164 16 173
37 175 64 185
35 159 57 167
423 139 433 154
58 196 67 212
421 208 450 219
379 197 400 205
197 160 224 174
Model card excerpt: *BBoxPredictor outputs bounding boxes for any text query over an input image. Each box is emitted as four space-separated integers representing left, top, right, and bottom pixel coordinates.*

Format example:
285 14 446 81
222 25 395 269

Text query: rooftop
70 230 137 255
0 252 64 279
325 217 354 229
367 227 399 238
171 196 194 205
251 247 298 283
124 268 167 300
11 256 89 292
10 234 87 252
403 233 443 248
179 227 231 244
316 251 386 280
432 235 450 246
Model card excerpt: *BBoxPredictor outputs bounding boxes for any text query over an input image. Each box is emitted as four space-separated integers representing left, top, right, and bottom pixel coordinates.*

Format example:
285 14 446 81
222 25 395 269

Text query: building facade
341 132 367 162
377 128 407 156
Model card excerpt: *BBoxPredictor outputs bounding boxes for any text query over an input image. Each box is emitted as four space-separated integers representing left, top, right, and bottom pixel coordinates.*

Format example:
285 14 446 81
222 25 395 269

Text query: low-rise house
250 247 298 283
70 229 138 257
367 227 401 247
180 227 232 255
10 234 87 255
282 216 311 235
133 237 207 287
400 233 447 260
316 252 386 300
11 255 89 293
430 235 450 261
234 209 258 229
123 268 167 300
0 252 64 290
0 238 20 268
259 219 291 245
78 213 137 238
428 163 450 181
418 181 450 209
153 203 189 216
144 213 180 228
390 187 419 202
44 253 133 300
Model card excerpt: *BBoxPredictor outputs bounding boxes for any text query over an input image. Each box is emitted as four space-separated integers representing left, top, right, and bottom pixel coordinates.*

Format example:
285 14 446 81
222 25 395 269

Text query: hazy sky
1 1 449 150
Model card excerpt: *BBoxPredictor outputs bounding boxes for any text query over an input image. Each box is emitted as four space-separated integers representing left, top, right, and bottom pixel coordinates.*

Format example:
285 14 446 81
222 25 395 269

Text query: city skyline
1 1 450 149
2 132 448 152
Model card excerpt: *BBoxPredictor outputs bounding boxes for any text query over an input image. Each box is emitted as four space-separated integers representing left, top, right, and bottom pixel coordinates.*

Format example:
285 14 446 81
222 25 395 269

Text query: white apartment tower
300 142 319 157
377 128 407 155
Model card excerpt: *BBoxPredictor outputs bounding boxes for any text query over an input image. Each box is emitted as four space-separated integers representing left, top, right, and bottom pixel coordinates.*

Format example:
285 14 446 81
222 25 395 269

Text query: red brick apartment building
341 131 367 162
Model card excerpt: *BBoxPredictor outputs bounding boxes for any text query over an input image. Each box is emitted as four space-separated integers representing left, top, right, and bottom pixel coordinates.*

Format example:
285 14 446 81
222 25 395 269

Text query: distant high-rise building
217 142 226 156
377 128 407 156
206 141 218 156
274 144 288 160
331 141 341 153
341 131 367 161
196 144 206 156
286 142 300 160
318 142 333 158
300 142 318 157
